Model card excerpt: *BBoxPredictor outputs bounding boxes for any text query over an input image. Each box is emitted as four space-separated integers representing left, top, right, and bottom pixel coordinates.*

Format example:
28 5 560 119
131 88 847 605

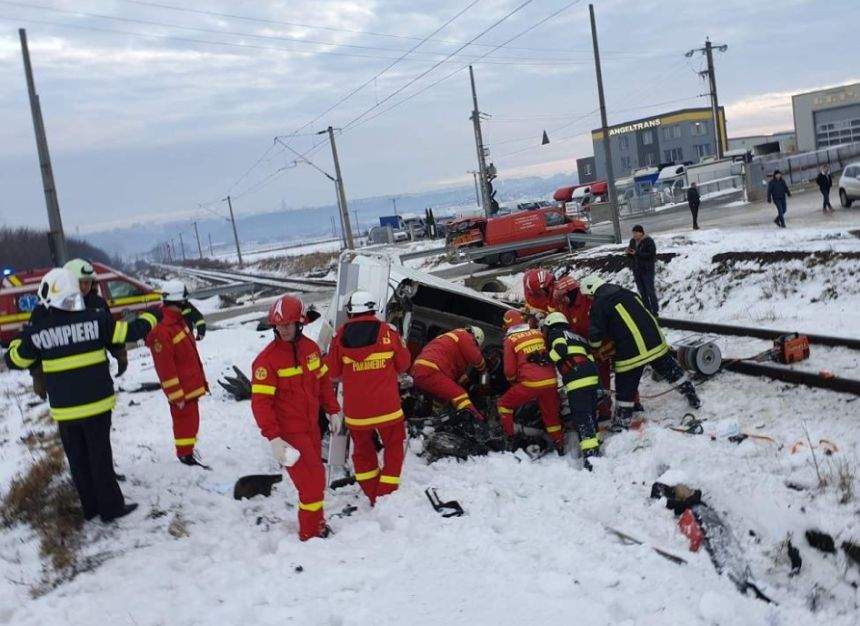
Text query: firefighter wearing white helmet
159 279 207 341
582 273 701 431
411 323 488 421
327 289 411 505
4 267 161 523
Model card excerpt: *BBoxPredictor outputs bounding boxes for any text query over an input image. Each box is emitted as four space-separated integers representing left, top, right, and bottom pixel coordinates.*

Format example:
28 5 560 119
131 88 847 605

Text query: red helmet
523 269 555 301
503 309 525 329
268 294 307 325
552 276 580 302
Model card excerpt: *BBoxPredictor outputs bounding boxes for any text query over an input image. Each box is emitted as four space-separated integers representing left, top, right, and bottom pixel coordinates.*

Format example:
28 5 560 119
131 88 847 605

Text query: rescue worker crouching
580 274 701 432
411 326 487 421
3 268 160 522
250 295 340 541
498 309 565 454
145 280 210 468
543 312 601 469
327 290 411 506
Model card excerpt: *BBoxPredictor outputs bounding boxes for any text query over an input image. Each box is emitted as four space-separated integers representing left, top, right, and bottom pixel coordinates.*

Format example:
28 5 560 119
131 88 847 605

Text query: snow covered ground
2 226 859 625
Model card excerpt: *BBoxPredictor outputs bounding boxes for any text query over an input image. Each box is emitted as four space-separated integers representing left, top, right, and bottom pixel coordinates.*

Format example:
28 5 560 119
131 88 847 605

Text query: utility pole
178 232 186 261
323 126 354 249
589 4 621 244
19 29 68 265
207 232 213 256
467 170 481 207
192 221 203 259
225 195 244 267
391 197 398 216
353 209 359 235
469 65 492 218
687 37 728 159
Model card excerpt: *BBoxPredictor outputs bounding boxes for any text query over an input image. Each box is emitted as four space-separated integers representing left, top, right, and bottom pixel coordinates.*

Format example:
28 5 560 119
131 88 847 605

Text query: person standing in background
767 170 791 228
626 225 659 315
816 164 834 214
686 182 701 229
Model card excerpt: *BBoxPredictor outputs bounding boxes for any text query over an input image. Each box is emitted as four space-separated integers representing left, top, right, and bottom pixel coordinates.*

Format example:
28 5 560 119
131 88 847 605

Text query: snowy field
2 227 859 625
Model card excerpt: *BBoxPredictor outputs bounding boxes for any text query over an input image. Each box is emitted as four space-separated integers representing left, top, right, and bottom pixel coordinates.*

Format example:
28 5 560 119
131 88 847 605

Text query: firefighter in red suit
497 309 564 452
327 290 411 505
411 327 487 420
523 268 555 319
250 294 340 541
145 280 210 467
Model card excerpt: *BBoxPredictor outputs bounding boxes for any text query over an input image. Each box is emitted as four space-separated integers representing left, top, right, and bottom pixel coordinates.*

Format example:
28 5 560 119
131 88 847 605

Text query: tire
840 189 853 208
498 251 517 266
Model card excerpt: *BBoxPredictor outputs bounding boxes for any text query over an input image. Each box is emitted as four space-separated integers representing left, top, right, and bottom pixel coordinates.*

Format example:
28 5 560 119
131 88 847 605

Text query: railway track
659 317 860 396
158 264 336 293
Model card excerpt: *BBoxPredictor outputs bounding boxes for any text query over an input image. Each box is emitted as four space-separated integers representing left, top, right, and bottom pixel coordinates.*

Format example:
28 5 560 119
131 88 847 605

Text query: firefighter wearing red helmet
522 268 556 318
497 309 564 452
250 294 340 541
326 290 411 505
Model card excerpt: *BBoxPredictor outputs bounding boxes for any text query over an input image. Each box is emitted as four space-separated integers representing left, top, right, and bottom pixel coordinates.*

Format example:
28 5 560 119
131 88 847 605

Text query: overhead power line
115 0 593 54
0 0 589 65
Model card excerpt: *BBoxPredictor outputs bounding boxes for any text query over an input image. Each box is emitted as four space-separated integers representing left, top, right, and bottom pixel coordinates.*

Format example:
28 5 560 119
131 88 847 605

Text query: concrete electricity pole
588 4 622 244
469 66 492 218
391 197 398 216
225 195 244 267
207 232 214 256
178 232 186 261
323 126 354 249
467 170 481 206
19 29 68 265
192 221 203 258
687 37 728 159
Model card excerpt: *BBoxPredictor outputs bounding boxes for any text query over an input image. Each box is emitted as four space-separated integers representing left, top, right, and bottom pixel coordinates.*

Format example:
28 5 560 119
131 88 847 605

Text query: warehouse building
792 82 860 151
591 107 727 180
728 131 796 155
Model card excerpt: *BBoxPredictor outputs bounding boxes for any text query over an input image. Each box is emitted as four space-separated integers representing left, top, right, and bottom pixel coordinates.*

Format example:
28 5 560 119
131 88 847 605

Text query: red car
0 262 161 346
446 206 589 266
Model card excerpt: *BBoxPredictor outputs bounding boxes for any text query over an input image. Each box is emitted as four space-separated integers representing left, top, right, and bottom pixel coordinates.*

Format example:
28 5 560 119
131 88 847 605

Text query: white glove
270 437 300 467
328 413 343 435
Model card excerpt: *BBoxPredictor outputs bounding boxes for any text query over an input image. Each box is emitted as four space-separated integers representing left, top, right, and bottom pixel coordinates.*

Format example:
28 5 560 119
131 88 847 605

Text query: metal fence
749 141 860 187
621 175 744 217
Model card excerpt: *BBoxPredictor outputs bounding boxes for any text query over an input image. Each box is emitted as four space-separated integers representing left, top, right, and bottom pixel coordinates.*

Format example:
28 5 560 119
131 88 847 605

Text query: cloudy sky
0 0 856 234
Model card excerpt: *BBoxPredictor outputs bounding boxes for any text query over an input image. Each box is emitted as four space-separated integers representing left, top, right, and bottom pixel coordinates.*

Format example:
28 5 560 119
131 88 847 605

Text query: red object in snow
678 508 703 552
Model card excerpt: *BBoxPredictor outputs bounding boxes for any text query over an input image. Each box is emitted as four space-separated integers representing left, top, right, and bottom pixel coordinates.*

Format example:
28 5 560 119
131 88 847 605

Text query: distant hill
83 171 578 258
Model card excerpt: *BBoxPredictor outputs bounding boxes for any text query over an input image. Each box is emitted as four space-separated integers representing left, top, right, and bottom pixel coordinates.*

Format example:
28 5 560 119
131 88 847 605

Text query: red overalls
251 334 339 540
498 325 562 444
411 329 485 411
327 314 411 504
145 307 208 457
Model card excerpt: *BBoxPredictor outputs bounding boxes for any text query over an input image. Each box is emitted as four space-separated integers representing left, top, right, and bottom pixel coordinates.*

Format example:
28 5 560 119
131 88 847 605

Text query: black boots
679 381 701 409
611 406 634 432
102 502 138 523
179 453 212 470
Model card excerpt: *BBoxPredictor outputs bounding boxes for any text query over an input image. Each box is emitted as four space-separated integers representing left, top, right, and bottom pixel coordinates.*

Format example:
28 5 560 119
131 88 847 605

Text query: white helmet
63 258 95 281
580 274 605 297
160 279 187 303
346 290 376 315
468 326 485 347
38 268 84 311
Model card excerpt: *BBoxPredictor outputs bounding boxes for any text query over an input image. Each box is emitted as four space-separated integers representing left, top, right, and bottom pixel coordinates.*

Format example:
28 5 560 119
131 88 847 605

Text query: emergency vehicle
445 206 589 266
0 262 161 346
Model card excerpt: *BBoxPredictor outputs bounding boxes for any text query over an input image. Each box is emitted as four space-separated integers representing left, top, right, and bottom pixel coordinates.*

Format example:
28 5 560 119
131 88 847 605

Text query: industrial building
591 107 727 180
792 82 860 151
728 131 796 155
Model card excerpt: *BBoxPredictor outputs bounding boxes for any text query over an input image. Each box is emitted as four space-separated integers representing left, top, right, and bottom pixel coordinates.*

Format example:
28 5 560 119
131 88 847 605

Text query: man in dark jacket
686 182 701 229
766 170 791 228
580 274 700 431
816 165 833 213
626 225 659 315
